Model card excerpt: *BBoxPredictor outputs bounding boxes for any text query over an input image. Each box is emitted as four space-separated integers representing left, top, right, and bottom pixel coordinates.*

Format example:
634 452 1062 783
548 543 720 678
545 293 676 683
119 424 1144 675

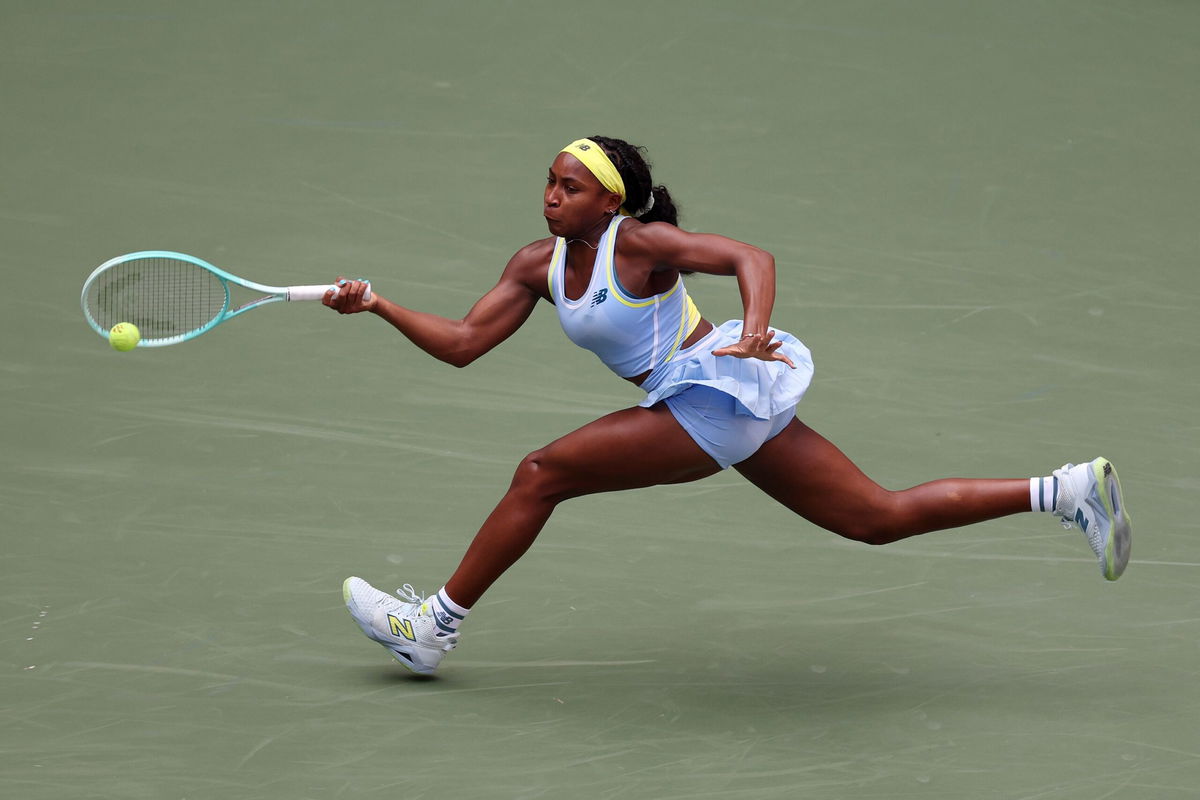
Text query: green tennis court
3 1 1198 797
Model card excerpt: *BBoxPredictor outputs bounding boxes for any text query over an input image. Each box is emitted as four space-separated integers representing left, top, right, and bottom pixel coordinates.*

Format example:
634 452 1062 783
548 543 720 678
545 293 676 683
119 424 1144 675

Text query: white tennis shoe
1052 458 1132 581
342 577 458 675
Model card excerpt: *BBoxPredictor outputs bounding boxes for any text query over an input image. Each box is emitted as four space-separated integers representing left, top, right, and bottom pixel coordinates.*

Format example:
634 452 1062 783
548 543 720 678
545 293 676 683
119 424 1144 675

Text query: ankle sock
1030 476 1059 513
430 587 470 636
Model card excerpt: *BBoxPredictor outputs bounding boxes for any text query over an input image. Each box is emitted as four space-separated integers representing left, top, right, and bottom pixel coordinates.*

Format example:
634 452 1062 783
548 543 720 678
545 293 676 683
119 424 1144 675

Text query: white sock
1030 476 1059 513
430 587 470 636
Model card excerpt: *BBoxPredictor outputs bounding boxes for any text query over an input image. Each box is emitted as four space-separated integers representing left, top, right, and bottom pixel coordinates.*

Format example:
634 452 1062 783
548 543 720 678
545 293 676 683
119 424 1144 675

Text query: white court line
59 662 303 694
857 549 1200 568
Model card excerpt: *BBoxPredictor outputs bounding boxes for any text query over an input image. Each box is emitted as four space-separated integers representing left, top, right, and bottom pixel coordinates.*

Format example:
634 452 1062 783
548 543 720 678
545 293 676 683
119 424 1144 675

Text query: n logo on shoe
388 614 416 641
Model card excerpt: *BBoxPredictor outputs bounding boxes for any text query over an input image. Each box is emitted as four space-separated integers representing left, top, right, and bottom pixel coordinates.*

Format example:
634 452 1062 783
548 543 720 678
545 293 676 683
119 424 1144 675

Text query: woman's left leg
733 418 1030 545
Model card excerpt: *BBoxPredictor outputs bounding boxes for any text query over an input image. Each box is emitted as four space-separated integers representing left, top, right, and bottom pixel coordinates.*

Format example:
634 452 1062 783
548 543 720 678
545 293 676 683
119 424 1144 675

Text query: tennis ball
109 322 141 351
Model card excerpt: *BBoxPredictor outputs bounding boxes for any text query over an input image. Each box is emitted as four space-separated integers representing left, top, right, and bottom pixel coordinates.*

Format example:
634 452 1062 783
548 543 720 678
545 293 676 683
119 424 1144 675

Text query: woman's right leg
444 402 721 606
344 402 719 673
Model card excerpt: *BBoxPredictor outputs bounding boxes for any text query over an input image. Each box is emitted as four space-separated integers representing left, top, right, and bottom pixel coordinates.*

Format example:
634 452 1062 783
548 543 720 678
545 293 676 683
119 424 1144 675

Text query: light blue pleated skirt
639 320 815 421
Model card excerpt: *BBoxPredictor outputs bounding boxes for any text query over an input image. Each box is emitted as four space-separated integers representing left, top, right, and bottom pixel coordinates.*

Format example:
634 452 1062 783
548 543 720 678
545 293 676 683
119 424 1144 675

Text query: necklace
565 237 600 250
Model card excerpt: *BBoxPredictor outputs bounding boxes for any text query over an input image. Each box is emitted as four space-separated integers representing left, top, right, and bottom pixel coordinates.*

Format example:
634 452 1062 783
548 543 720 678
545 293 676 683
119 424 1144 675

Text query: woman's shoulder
500 237 558 292
510 236 557 262
614 220 697 273
616 219 687 253
506 237 557 272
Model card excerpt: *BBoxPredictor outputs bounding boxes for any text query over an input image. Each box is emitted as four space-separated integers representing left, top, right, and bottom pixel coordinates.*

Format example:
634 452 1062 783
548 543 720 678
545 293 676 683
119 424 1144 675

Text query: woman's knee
510 447 576 503
825 490 912 545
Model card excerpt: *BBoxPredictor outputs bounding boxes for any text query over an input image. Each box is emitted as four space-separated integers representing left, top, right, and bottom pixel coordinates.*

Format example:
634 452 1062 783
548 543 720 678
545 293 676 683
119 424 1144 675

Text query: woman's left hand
712 330 796 369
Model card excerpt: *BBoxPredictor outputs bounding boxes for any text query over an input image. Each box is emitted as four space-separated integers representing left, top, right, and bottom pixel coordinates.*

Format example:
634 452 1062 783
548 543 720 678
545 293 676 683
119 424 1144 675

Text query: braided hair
588 136 679 226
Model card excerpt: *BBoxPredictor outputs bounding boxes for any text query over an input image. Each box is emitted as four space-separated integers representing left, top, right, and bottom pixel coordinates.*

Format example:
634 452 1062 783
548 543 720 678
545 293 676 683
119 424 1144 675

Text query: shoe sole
342 577 438 675
1092 458 1132 581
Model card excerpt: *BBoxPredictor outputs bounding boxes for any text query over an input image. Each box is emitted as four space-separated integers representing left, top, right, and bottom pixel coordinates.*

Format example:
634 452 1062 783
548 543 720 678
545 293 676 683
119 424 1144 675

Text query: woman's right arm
324 240 550 368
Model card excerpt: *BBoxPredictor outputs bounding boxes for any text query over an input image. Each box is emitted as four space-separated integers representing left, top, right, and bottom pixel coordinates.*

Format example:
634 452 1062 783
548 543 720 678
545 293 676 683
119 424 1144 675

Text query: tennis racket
80 250 371 347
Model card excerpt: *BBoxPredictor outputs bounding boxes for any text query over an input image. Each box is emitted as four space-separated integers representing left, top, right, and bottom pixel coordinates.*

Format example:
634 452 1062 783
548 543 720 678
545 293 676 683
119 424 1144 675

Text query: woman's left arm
622 223 795 368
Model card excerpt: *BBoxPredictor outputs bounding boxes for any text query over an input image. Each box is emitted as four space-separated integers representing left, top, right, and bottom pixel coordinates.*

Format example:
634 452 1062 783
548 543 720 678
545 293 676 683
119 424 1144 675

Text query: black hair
588 135 679 226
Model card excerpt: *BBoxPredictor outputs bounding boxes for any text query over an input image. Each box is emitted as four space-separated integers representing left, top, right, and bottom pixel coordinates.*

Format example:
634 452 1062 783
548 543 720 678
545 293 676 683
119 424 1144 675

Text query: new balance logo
436 611 454 626
1075 508 1091 533
388 614 416 641
590 288 608 307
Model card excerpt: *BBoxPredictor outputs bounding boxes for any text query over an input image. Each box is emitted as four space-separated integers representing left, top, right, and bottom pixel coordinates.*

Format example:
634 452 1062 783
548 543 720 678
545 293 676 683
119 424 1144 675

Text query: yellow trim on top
547 238 564 298
660 294 703 366
603 218 683 309
607 270 682 309
685 294 701 333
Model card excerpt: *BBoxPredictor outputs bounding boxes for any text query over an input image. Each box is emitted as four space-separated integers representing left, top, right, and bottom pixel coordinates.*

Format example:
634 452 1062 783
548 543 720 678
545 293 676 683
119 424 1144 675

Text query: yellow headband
559 138 629 214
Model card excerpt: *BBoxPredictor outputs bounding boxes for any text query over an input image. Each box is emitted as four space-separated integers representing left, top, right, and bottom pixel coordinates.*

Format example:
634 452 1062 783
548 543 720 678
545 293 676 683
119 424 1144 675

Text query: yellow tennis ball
109 322 141 351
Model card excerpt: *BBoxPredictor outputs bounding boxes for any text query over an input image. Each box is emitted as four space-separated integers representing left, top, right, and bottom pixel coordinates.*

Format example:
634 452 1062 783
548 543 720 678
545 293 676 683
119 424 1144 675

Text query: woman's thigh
732 418 892 534
527 403 722 499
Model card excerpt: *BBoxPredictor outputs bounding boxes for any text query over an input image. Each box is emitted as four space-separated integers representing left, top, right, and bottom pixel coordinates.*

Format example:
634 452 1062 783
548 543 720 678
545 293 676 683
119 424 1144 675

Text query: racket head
81 251 232 347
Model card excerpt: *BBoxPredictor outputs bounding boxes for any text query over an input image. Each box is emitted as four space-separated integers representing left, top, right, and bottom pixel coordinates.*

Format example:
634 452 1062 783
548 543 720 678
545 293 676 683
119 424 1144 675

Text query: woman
326 137 1131 676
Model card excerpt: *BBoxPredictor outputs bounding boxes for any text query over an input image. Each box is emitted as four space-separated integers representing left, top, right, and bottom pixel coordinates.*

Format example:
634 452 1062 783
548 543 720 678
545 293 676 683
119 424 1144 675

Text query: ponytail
588 136 680 226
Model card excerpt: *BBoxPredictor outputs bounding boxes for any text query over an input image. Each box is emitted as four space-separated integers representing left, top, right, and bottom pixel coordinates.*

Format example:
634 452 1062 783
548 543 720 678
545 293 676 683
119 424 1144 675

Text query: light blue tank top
548 216 702 379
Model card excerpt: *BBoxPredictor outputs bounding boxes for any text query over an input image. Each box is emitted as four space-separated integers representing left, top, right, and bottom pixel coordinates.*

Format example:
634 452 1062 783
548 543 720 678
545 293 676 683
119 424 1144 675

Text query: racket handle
287 283 373 302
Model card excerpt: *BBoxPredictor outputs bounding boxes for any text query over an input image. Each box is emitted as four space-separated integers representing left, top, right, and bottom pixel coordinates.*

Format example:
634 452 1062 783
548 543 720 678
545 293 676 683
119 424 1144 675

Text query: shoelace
394 584 425 605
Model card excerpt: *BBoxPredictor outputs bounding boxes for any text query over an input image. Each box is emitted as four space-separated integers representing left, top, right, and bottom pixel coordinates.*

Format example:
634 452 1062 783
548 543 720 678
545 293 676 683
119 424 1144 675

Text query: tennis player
325 136 1131 675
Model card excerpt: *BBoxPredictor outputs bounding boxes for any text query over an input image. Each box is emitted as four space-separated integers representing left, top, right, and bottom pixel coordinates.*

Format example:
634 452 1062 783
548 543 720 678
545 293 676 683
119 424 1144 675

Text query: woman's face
544 152 621 238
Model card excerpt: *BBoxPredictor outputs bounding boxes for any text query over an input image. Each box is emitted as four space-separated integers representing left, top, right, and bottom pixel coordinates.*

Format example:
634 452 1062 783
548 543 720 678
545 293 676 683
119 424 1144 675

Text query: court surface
3 2 1199 797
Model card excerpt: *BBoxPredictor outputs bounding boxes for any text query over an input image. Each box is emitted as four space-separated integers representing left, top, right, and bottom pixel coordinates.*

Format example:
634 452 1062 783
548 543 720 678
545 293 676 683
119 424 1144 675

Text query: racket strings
85 257 227 340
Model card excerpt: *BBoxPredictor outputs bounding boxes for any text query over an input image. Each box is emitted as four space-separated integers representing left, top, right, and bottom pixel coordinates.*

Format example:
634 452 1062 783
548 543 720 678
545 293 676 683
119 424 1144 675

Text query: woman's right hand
323 277 377 314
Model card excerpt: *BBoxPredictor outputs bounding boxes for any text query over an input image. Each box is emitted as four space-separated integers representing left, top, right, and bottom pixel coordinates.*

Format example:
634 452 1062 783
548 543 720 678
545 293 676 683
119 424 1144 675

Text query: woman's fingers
711 330 796 368
323 278 374 314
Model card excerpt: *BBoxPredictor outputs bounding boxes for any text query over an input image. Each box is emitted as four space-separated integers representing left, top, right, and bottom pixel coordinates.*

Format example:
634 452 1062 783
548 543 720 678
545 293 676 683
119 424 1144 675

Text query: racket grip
288 283 373 302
